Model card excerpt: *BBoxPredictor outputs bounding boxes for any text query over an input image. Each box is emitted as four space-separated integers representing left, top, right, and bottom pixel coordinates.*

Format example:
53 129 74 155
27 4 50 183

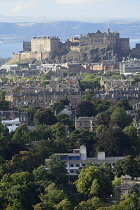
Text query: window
70 164 74 167
68 156 80 160
59 155 68 160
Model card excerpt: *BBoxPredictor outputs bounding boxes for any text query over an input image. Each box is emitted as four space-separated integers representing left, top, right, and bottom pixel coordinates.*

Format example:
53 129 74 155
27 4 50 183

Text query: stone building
75 116 97 131
5 90 82 109
23 41 31 51
31 37 60 53
68 29 130 53
130 43 140 57
11 29 130 63
117 175 140 199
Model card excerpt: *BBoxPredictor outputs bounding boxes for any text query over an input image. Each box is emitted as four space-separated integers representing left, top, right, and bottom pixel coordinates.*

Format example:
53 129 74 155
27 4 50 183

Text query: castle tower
107 28 110 34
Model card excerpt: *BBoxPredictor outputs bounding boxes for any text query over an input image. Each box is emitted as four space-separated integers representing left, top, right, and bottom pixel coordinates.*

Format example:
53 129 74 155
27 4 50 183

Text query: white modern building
2 118 20 132
0 111 28 132
120 58 140 75
45 145 124 175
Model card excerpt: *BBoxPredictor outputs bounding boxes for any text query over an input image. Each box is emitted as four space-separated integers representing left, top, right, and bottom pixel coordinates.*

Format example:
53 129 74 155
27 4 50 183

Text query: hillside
0 20 140 43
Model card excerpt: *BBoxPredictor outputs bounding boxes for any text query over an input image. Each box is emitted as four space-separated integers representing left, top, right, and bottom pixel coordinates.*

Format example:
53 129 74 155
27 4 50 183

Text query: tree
0 171 40 210
10 171 34 185
6 199 25 210
123 126 137 142
97 128 131 156
51 122 67 152
32 124 52 141
33 165 48 182
96 125 108 137
97 193 140 209
82 90 95 102
0 91 5 100
112 176 121 196
119 193 140 210
10 151 44 172
129 184 140 196
52 100 65 113
114 155 139 178
76 101 96 117
1 141 26 160
12 124 32 145
0 123 11 159
39 183 67 209
68 129 96 156
0 91 9 110
93 98 110 114
79 77 100 91
75 165 111 199
110 108 132 129
51 122 66 140
55 199 73 210
60 98 70 105
96 107 113 126
47 154 67 187
56 114 73 127
100 163 114 196
34 108 57 125
76 197 104 210
0 123 10 145
115 99 132 110
31 139 55 159
123 126 139 155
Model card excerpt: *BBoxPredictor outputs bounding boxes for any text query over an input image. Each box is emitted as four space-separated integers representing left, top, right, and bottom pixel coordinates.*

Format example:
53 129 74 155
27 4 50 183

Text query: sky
0 0 140 21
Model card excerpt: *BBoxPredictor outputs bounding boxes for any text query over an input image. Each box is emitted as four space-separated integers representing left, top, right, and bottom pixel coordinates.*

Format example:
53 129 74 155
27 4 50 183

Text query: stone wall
12 52 50 63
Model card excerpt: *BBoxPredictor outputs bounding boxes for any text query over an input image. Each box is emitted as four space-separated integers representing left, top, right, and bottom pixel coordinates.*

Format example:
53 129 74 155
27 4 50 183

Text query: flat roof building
120 58 140 75
45 145 124 175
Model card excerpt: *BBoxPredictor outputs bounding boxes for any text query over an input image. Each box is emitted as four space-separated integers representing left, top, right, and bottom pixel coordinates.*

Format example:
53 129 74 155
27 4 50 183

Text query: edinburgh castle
11 29 130 63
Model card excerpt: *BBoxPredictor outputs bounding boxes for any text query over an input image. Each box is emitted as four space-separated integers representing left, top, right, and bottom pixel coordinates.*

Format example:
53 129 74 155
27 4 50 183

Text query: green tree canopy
56 114 73 127
110 108 132 129
114 155 139 178
76 197 104 210
12 124 32 145
75 165 112 199
0 91 9 110
76 101 96 117
9 150 44 173
115 99 132 110
52 100 65 113
47 154 67 187
39 183 67 209
97 128 131 156
34 108 57 125
55 199 73 210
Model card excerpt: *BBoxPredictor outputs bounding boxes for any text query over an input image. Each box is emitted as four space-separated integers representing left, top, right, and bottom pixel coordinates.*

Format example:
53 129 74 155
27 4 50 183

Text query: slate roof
117 183 131 190
76 117 96 122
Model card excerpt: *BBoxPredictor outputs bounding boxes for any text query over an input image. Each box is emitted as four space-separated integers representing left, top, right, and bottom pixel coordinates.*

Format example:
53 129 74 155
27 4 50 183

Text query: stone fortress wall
11 29 130 63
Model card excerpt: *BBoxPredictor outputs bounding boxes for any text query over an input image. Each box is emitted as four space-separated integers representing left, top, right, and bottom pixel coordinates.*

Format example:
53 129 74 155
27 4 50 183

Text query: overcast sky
0 0 139 21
